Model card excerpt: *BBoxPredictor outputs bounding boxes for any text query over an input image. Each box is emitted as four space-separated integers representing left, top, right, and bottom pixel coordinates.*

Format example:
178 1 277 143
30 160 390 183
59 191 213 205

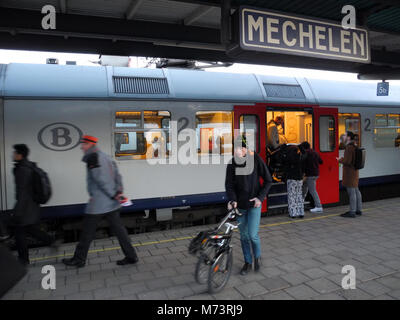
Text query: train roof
0 63 399 107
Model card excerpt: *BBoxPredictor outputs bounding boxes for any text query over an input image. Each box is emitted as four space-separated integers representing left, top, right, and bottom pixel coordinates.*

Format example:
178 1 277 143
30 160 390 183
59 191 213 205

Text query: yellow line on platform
30 208 370 263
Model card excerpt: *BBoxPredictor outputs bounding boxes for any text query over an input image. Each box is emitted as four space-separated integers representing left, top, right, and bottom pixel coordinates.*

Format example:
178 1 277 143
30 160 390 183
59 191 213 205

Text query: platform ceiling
0 0 399 78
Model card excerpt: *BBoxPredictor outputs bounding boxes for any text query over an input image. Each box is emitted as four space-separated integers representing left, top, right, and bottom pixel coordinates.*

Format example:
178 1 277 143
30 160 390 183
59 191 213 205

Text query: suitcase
0 245 27 298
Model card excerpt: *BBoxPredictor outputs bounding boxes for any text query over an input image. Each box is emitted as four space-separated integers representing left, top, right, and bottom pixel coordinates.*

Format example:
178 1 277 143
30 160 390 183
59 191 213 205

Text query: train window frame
239 114 260 153
114 110 171 159
319 115 336 153
195 111 233 156
338 113 361 149
373 114 400 149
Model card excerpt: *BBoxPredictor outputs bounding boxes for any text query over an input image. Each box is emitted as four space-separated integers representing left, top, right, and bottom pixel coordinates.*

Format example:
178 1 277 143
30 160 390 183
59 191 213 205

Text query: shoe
0 234 10 242
310 207 323 213
299 215 304 219
62 257 85 268
340 212 356 218
254 258 261 272
117 257 138 266
240 263 251 275
289 216 296 219
356 211 362 216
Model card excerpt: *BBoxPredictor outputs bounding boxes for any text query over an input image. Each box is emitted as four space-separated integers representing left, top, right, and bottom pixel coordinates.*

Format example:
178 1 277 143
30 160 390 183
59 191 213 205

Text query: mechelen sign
239 6 370 63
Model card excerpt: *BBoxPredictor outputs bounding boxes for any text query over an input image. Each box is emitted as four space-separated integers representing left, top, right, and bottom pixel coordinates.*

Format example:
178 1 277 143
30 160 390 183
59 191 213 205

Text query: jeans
237 206 261 264
302 176 322 208
346 187 362 214
74 210 137 262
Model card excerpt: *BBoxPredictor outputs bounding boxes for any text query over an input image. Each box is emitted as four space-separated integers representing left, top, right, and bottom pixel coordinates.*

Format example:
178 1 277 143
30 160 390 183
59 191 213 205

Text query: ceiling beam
126 0 145 20
184 6 214 25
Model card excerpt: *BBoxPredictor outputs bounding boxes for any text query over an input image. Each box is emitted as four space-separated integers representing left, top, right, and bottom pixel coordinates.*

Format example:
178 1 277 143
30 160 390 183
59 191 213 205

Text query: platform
2 197 400 300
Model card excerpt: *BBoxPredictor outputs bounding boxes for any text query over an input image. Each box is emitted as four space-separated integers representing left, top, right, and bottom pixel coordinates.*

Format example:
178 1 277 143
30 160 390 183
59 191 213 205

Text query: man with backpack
10 144 55 264
62 135 138 268
338 131 363 218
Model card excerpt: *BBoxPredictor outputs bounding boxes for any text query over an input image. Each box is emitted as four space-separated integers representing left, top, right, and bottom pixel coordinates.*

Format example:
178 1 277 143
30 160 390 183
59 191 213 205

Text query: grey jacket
83 147 123 214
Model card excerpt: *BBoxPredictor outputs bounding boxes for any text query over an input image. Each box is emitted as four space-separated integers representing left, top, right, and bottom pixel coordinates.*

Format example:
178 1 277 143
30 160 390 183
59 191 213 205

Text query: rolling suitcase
0 245 27 298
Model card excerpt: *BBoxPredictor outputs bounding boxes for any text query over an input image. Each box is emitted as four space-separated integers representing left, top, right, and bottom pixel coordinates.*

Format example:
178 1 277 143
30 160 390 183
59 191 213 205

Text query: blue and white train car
0 63 399 227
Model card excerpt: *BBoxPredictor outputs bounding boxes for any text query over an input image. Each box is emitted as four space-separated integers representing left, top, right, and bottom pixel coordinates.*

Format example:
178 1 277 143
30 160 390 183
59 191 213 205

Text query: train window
115 132 146 156
266 111 313 147
195 111 233 155
338 113 361 149
115 111 141 128
374 114 400 148
319 116 335 152
240 115 259 152
144 111 171 129
114 110 171 159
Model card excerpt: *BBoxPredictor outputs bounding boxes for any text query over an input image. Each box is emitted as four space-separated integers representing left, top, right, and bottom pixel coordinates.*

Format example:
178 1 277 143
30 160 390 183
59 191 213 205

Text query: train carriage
0 63 399 230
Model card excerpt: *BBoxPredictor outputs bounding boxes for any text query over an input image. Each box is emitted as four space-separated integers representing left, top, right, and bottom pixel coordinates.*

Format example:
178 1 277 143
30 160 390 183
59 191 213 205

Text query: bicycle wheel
207 250 233 294
194 243 214 284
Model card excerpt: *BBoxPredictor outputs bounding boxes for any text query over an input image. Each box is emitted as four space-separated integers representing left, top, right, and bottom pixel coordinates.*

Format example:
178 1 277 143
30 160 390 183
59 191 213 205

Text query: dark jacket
304 149 323 177
225 152 272 210
285 145 305 181
12 159 40 226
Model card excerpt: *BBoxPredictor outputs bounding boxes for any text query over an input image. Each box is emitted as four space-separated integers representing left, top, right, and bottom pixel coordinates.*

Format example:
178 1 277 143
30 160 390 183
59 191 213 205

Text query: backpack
354 146 366 170
29 162 52 204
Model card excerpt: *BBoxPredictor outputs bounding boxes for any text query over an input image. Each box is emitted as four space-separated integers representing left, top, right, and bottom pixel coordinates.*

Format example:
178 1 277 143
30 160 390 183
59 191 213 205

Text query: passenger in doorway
10 144 56 265
62 135 138 268
225 136 272 276
285 144 306 219
267 116 284 150
338 131 362 218
300 142 323 213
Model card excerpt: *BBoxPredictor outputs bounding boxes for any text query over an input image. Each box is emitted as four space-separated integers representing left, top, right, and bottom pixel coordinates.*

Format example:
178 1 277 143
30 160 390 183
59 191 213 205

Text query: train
1 63 399 235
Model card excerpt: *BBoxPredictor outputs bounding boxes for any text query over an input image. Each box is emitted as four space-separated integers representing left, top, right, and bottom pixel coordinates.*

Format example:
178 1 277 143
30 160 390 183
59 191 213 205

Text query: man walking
300 141 323 213
11 144 55 264
338 131 362 218
62 135 138 268
225 136 272 276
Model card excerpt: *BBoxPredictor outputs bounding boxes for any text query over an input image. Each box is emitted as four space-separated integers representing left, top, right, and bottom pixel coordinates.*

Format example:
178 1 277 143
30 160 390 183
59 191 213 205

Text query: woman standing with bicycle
225 135 272 276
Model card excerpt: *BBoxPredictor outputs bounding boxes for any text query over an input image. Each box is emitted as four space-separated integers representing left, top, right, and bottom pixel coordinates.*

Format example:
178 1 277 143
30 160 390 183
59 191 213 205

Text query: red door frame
233 103 339 210
312 107 339 204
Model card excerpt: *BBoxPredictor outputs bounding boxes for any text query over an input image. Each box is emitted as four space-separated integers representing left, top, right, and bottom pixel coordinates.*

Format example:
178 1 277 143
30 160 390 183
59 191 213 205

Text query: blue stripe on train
3 174 399 220
39 192 229 219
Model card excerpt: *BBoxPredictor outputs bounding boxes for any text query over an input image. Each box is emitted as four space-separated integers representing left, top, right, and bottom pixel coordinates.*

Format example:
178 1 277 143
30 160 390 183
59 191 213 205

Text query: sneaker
299 215 304 219
356 211 362 216
240 263 251 275
310 207 323 213
340 212 356 218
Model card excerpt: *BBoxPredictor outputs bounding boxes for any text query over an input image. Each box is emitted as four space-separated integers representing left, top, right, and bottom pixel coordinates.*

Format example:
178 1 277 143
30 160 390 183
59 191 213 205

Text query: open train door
233 105 267 212
313 107 339 204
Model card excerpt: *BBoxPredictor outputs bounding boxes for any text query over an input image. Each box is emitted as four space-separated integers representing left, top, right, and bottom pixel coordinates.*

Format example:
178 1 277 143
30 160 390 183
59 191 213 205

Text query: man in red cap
62 135 138 267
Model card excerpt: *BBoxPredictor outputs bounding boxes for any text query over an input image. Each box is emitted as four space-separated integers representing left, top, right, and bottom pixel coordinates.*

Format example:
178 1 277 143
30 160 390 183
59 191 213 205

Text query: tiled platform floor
2 197 400 300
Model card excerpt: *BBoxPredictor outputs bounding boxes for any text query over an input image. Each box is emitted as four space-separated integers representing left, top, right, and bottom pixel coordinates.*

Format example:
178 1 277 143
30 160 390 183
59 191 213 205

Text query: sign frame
239 6 370 64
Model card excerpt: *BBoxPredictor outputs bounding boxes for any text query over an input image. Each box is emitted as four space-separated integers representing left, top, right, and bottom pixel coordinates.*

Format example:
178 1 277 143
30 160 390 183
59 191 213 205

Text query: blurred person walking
62 135 138 268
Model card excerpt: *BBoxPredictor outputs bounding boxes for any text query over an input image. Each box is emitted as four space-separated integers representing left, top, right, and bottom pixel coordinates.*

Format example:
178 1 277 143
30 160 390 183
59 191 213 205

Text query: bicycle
188 207 242 294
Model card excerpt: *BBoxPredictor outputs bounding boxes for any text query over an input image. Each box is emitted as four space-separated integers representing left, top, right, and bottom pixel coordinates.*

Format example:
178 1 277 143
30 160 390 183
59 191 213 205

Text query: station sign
239 6 370 63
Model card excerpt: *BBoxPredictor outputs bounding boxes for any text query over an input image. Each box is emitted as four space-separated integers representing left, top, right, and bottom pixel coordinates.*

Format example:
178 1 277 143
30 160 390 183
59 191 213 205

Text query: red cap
80 135 98 145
